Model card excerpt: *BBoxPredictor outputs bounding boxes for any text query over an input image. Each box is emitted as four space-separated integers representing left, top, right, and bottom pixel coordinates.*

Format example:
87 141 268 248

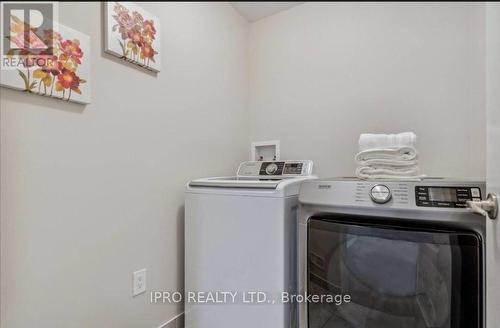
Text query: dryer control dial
370 185 392 204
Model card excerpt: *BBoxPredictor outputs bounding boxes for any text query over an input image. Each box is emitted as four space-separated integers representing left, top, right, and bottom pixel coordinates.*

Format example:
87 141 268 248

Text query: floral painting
104 2 161 72
0 18 91 104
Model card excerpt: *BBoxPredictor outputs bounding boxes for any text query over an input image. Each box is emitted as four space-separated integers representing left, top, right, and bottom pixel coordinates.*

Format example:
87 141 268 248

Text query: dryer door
307 217 482 328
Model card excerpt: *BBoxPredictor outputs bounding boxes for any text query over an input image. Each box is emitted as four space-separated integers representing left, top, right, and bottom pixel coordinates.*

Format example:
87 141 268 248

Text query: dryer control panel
415 186 482 208
299 178 485 212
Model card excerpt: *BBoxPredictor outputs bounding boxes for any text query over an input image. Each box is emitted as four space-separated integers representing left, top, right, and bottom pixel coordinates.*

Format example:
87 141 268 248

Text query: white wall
0 2 248 328
0 2 490 328
249 2 486 179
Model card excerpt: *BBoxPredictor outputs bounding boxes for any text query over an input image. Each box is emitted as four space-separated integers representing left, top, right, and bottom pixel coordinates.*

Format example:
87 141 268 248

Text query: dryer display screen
428 187 457 202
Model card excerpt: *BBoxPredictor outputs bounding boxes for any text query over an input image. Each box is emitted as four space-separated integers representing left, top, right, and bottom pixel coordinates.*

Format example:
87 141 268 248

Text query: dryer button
471 188 481 198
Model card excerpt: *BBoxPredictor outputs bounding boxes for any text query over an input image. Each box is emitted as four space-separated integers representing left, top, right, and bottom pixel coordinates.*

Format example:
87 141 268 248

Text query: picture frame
103 2 161 72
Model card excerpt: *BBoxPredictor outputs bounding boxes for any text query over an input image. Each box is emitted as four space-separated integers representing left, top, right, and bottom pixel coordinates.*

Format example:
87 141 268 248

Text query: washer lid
188 160 314 190
188 176 285 189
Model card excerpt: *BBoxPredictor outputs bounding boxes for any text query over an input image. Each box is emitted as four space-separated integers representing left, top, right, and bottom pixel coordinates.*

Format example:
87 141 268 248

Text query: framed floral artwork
1 19 91 104
104 2 161 72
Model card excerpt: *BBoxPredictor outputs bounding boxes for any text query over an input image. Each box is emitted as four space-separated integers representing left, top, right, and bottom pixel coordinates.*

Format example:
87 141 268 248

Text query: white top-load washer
185 160 315 328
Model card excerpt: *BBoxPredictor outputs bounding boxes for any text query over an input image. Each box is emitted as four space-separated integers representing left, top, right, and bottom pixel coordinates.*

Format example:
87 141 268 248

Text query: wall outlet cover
133 269 147 297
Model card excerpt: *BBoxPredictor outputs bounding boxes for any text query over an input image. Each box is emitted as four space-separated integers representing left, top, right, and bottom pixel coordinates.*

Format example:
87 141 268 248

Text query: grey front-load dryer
298 178 486 328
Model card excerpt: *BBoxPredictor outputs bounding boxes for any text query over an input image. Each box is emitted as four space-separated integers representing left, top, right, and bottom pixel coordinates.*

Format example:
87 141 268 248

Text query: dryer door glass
307 217 482 328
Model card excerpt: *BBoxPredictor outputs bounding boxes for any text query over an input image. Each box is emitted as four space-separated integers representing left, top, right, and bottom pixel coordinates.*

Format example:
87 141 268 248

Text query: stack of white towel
355 132 425 180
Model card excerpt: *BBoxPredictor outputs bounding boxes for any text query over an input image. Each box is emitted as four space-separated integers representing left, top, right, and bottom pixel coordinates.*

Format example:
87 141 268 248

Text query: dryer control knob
370 185 392 204
265 163 278 175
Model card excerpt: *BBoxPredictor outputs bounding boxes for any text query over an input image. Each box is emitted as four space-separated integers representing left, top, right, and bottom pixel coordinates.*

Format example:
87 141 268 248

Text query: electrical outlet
133 269 146 296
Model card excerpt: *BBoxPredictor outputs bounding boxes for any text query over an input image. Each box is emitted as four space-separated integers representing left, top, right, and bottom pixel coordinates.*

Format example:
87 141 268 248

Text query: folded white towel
355 132 423 180
359 132 417 151
357 165 419 175
356 166 426 180
355 146 418 162
357 158 418 168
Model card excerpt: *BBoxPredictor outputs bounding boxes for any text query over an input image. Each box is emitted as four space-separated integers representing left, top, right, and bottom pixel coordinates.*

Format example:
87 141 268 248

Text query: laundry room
0 2 498 328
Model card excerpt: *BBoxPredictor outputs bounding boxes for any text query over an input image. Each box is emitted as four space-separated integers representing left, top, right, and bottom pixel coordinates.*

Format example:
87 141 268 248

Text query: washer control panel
259 161 306 176
415 186 482 208
260 162 285 176
237 160 313 177
370 185 392 204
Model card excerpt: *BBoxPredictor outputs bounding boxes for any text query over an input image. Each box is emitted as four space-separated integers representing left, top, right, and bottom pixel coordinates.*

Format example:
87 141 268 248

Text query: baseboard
157 312 184 328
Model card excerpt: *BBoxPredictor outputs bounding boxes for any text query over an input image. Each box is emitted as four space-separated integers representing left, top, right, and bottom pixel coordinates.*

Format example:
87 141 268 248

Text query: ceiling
230 2 304 22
